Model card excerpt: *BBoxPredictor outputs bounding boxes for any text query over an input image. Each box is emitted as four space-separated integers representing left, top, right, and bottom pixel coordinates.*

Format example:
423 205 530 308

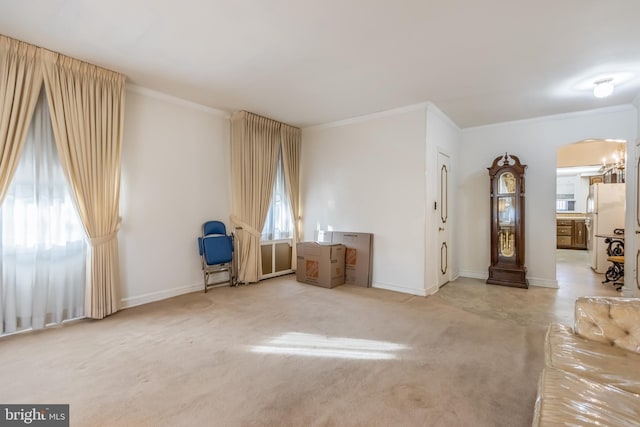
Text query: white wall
119 86 231 307
301 106 428 295
458 106 637 288
425 103 462 291
115 87 639 304
628 95 640 297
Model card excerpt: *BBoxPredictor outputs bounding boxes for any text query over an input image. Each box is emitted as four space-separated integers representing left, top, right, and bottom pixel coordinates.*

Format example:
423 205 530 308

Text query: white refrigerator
586 183 625 273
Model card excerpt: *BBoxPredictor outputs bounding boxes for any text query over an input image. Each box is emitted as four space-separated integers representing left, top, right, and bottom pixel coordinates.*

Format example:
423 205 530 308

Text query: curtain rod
233 110 300 130
0 33 125 78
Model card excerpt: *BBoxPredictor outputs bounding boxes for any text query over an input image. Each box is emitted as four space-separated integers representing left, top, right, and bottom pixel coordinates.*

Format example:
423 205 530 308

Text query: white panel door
437 151 451 287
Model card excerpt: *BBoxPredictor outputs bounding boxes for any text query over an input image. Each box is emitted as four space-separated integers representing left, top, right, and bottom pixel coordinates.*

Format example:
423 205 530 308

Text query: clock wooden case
487 153 528 288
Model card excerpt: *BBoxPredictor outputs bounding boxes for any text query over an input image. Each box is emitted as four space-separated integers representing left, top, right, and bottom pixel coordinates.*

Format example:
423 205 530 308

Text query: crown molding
126 84 230 118
303 102 429 131
462 104 636 133
426 102 461 131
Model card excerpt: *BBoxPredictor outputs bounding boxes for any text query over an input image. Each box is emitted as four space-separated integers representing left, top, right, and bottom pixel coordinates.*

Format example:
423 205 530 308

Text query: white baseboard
425 284 439 296
373 281 428 297
458 270 487 280
120 271 558 310
458 270 558 288
121 282 206 309
528 277 559 288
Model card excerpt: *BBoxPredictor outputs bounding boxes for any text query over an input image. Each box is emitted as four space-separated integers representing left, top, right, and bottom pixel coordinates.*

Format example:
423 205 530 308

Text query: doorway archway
555 139 626 296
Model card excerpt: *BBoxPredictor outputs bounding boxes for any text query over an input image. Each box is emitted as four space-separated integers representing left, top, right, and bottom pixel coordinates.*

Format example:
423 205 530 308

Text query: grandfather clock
487 153 528 288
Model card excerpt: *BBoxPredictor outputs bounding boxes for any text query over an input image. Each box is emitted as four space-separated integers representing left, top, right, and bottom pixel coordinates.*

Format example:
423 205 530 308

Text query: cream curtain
42 51 125 319
230 111 280 283
0 35 43 204
280 124 301 269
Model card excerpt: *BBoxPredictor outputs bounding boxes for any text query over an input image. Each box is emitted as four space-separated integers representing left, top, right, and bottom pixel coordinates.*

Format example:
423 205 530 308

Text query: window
556 175 576 212
261 149 294 278
262 149 293 241
1 88 86 335
555 199 576 212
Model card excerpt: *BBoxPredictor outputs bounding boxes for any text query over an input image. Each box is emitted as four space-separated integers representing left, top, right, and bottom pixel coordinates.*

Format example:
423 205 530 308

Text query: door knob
439 227 445 231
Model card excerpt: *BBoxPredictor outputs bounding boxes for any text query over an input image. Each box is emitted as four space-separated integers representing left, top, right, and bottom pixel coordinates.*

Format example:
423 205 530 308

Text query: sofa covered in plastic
533 297 640 426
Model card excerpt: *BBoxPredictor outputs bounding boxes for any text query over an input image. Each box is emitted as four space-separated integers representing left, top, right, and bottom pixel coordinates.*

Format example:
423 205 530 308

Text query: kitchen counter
556 213 587 220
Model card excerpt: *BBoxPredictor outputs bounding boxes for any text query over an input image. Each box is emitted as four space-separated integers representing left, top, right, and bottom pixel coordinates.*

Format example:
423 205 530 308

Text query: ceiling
2 0 640 128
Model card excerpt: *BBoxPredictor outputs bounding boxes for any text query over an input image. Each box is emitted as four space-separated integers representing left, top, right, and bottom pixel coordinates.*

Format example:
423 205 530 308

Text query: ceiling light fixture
593 78 614 98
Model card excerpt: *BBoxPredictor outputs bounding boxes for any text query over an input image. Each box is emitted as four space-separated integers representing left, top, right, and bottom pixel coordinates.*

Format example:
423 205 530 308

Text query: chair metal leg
231 260 237 287
602 259 624 292
602 263 624 285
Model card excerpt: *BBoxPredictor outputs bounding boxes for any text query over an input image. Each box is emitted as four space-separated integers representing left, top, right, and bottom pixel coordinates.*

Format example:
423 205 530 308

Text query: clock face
498 172 516 194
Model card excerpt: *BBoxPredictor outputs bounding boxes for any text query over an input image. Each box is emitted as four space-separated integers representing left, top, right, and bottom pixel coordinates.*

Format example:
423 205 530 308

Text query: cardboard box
314 231 373 287
296 242 346 288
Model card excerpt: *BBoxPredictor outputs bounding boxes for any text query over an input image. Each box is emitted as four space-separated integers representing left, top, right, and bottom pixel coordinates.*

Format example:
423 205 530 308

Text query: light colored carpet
0 275 549 426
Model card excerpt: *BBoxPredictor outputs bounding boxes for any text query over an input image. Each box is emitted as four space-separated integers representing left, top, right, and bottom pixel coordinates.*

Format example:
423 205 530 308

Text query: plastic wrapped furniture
533 297 640 426
197 221 236 292
533 368 640 426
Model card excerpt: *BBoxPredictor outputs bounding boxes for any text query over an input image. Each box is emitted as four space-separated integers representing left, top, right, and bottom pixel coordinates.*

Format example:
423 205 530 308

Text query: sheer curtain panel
1 89 86 334
43 52 125 319
261 150 294 241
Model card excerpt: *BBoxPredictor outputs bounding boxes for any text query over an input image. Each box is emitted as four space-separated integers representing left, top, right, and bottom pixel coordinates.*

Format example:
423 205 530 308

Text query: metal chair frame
198 221 237 292
602 236 624 292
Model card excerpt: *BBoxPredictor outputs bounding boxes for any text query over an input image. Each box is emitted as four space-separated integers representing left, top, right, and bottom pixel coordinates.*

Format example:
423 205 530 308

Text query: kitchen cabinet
556 218 587 249
573 220 586 248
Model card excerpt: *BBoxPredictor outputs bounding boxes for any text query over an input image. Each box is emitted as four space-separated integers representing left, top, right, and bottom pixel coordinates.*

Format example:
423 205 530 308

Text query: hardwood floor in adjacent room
555 248 619 296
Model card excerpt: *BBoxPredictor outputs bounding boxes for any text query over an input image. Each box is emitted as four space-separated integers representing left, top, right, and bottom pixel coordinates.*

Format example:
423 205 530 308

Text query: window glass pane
262 150 293 241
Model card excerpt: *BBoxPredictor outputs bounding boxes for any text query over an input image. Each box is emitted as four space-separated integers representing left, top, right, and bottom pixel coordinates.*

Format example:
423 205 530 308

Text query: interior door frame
633 138 640 294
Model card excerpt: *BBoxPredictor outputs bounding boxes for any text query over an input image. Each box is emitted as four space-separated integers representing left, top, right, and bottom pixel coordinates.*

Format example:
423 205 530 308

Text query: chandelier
600 142 626 183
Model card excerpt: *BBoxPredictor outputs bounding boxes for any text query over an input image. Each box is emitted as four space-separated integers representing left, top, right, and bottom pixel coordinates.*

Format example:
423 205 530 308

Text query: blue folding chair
197 221 236 292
